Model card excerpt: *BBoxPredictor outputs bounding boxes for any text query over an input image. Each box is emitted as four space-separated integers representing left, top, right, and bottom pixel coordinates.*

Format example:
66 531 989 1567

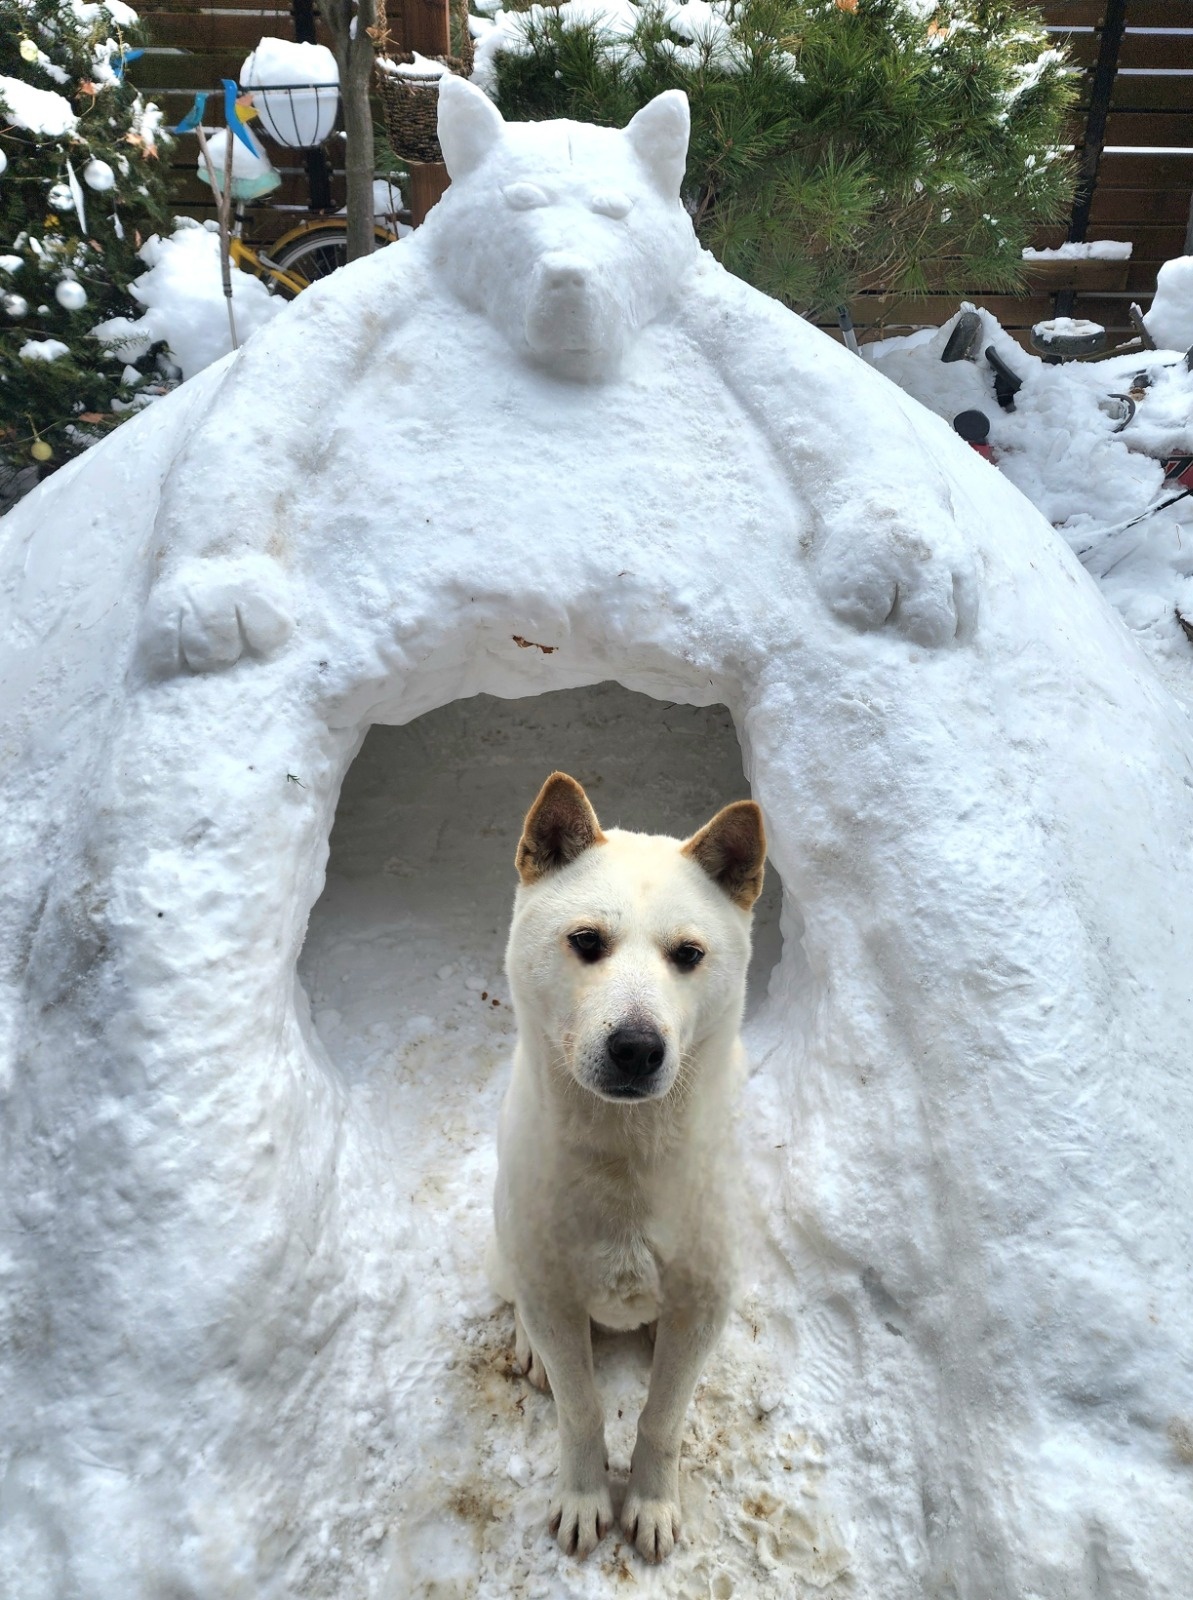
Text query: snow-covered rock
1 81 1191 1600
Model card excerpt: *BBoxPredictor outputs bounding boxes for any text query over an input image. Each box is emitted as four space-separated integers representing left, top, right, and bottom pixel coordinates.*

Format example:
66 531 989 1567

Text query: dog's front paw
138 555 295 678
814 501 978 647
513 1309 551 1392
621 1490 681 1562
549 1487 613 1559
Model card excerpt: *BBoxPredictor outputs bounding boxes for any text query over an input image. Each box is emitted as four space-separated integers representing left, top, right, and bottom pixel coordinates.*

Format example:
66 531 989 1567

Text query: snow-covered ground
868 306 1193 694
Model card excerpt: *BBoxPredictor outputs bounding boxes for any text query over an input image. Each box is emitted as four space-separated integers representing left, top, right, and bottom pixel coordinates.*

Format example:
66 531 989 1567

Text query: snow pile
18 337 70 362
1022 239 1132 261
869 304 1193 687
377 50 453 79
0 73 78 135
1 83 1192 1599
1144 254 1193 354
92 217 282 380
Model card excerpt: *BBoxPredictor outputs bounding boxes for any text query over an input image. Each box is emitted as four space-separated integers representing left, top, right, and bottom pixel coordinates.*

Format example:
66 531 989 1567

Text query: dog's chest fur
583 1227 663 1330
567 1149 681 1330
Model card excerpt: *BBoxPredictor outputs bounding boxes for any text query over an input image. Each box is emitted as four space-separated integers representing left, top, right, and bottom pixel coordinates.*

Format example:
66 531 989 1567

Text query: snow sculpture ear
438 76 506 179
682 801 767 911
624 89 690 197
517 773 606 885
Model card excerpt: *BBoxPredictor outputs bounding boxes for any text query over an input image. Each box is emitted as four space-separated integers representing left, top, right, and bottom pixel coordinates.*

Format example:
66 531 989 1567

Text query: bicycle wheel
267 225 394 298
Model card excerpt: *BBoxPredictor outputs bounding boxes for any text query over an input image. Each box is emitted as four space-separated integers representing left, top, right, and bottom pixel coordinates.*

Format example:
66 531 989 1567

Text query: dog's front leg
519 1295 612 1558
623 1280 730 1562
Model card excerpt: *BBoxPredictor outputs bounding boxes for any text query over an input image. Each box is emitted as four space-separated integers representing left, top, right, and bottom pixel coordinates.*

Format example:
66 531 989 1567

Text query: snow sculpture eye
503 182 551 211
589 189 634 220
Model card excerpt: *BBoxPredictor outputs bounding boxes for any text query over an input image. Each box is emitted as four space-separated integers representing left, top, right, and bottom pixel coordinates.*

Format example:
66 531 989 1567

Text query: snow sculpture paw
549 1486 613 1559
814 503 979 647
621 1489 681 1563
139 555 295 678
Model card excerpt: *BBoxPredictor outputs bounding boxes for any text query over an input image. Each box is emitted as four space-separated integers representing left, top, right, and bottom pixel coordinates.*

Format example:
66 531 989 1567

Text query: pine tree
0 0 171 491
479 0 1077 318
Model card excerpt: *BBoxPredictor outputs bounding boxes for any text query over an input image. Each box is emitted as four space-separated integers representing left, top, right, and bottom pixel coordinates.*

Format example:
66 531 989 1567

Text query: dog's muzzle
600 1024 667 1100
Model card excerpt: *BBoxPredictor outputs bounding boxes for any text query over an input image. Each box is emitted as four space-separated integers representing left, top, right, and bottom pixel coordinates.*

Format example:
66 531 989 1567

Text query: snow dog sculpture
1 78 1191 1598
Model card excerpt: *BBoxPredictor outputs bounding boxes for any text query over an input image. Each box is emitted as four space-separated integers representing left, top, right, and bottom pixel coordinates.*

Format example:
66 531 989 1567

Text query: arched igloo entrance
288 682 815 1595
300 681 787 1083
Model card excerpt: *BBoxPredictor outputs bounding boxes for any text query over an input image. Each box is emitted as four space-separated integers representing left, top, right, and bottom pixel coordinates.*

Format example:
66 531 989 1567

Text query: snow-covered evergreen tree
475 0 1076 316
0 0 170 487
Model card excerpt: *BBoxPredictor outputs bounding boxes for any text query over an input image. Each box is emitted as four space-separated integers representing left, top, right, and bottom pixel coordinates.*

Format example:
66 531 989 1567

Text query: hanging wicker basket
376 0 474 166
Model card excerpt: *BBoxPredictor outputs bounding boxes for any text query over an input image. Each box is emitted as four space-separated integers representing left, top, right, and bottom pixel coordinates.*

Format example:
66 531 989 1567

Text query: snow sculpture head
430 78 698 379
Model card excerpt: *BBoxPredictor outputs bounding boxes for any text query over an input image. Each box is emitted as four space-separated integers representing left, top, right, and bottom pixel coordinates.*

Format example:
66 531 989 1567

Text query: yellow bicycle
229 210 399 299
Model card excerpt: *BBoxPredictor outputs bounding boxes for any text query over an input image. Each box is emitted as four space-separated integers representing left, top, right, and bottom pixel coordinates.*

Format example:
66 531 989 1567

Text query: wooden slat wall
129 0 1192 345
128 0 382 229
843 0 1193 344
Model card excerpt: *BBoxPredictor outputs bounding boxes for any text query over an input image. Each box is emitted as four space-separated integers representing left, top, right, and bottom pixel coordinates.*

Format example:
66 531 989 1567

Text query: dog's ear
681 800 766 910
516 773 606 885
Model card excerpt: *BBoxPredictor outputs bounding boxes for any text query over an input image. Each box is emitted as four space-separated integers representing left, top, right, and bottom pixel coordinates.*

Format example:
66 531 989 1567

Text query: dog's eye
589 189 633 220
567 928 605 962
671 943 705 970
503 182 551 211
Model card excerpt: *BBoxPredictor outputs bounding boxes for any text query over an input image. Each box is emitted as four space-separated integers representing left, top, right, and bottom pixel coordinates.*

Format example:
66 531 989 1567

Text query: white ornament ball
3 293 28 319
55 279 87 311
0 148 7 179
83 158 116 193
47 183 74 212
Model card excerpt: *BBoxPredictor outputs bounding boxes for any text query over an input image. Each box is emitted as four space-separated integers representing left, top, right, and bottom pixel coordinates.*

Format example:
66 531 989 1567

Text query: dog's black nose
606 1026 666 1079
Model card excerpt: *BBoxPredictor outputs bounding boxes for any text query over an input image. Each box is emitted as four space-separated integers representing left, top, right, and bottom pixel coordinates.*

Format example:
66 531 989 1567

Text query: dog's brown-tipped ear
516 773 606 885
681 800 766 910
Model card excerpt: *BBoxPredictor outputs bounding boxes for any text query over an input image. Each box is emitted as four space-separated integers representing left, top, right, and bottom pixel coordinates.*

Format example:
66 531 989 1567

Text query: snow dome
1 79 1191 1598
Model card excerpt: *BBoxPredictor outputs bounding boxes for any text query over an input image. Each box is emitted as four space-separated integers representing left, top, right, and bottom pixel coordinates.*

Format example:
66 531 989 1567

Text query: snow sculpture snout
432 79 698 379
524 250 619 364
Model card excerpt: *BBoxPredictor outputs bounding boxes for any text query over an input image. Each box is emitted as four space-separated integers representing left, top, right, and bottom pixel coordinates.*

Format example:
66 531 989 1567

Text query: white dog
488 772 766 1562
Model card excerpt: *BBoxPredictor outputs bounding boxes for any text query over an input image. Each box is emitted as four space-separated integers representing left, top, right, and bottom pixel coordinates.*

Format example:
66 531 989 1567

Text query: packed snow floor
295 683 837 1599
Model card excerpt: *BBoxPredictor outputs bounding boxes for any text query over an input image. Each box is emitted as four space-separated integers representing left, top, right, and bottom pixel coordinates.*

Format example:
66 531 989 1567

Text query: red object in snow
1162 455 1193 491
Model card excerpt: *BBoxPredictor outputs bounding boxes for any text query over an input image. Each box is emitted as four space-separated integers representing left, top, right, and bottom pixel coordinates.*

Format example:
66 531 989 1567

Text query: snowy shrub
0 0 171 489
475 0 1077 315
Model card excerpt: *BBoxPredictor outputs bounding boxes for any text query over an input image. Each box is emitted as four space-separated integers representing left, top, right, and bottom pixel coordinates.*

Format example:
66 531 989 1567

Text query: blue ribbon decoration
222 80 258 154
172 92 208 134
110 47 144 82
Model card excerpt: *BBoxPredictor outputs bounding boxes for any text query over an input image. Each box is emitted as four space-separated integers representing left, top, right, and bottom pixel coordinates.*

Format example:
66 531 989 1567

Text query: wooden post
1054 0 1127 319
292 0 334 212
397 0 451 226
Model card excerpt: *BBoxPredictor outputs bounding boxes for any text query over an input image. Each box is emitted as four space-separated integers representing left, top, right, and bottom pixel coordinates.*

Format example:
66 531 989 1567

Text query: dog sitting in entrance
487 772 766 1563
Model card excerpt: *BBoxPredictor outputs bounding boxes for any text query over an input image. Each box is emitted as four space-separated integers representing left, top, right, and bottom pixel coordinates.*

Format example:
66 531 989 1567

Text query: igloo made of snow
1 81 1191 1599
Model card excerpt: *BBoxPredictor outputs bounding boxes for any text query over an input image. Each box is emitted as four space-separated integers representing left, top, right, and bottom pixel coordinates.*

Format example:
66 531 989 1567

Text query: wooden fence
129 0 1193 345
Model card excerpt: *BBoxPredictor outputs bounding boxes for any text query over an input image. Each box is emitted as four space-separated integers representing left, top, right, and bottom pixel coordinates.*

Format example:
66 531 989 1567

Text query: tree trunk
318 0 377 262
